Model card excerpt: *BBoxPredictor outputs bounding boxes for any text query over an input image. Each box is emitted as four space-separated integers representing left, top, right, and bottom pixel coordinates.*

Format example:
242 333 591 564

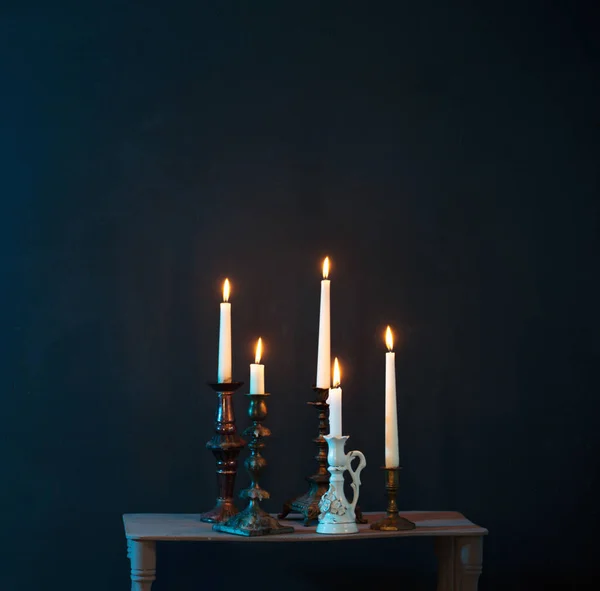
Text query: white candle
385 326 400 468
329 357 342 436
316 257 331 389
250 337 265 394
217 279 232 383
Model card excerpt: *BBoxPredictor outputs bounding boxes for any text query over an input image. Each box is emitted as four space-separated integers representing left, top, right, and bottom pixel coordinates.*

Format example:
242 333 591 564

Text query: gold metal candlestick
370 467 416 531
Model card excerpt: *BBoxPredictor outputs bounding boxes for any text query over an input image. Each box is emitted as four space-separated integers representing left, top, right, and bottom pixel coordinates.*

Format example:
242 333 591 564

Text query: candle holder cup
370 466 416 531
213 392 294 536
316 435 366 534
200 381 246 523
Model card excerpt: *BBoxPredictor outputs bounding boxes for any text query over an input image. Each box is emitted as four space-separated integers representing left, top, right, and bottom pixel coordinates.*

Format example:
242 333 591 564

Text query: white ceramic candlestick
316 257 331 389
385 327 399 467
218 279 232 383
316 435 366 534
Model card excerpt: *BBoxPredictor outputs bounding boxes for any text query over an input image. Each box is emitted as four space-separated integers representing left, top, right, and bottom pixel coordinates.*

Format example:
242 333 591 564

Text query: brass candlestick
279 387 367 526
213 392 294 536
199 381 246 523
370 466 415 531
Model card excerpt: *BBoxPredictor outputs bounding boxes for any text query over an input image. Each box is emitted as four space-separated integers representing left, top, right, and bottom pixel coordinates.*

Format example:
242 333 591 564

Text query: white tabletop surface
123 511 488 542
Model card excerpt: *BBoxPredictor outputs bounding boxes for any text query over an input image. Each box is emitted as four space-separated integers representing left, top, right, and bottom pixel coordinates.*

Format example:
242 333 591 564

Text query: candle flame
332 357 341 387
323 256 330 279
255 337 262 364
385 326 394 351
223 278 230 302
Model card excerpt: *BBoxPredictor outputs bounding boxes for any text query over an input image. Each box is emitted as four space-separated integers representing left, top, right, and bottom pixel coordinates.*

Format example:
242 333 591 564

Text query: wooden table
123 511 487 590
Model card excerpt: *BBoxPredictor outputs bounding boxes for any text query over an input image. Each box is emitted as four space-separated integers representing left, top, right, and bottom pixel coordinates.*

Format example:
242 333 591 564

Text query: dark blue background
1 2 598 589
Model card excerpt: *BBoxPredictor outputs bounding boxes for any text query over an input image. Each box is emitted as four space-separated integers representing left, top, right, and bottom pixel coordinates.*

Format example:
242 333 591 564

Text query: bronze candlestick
279 387 331 525
213 392 294 536
199 381 246 523
370 466 416 531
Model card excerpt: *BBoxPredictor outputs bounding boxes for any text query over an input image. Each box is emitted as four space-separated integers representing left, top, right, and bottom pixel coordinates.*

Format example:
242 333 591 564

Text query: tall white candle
316 257 331 389
329 357 342 437
217 279 232 383
385 326 399 468
250 337 265 394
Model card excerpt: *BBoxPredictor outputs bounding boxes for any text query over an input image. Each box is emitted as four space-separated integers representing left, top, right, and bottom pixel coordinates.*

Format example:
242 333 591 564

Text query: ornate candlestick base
279 387 330 525
370 467 416 531
200 382 246 524
213 393 294 537
317 435 366 535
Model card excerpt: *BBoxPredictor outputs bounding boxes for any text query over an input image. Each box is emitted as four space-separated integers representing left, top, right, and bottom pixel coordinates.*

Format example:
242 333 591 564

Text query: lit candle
217 279 232 383
250 338 265 394
385 326 399 467
329 357 342 437
316 257 331 389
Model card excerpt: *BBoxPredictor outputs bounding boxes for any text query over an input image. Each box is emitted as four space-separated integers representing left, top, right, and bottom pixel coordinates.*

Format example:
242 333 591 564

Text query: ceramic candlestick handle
346 449 366 515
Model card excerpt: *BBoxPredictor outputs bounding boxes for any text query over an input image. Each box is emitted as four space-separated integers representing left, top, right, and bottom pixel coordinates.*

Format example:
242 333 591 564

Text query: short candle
218 279 232 383
249 338 265 394
329 357 343 437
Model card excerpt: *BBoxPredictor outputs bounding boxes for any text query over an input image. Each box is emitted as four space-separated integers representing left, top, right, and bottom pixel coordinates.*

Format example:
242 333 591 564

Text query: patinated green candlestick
213 392 294 536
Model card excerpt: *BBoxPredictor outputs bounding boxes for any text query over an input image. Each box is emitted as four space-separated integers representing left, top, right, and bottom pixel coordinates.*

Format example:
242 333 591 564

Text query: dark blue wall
2 2 598 590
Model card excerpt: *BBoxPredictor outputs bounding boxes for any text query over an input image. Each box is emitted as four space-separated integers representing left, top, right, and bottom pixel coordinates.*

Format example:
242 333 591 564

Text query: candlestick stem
370 467 416 531
200 382 245 523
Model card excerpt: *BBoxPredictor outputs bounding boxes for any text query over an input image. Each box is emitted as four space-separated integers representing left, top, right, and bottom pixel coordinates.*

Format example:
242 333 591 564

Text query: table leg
127 539 156 591
435 536 483 591
435 537 455 591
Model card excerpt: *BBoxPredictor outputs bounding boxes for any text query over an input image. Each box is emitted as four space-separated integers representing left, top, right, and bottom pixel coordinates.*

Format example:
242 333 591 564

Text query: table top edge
122 511 488 540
